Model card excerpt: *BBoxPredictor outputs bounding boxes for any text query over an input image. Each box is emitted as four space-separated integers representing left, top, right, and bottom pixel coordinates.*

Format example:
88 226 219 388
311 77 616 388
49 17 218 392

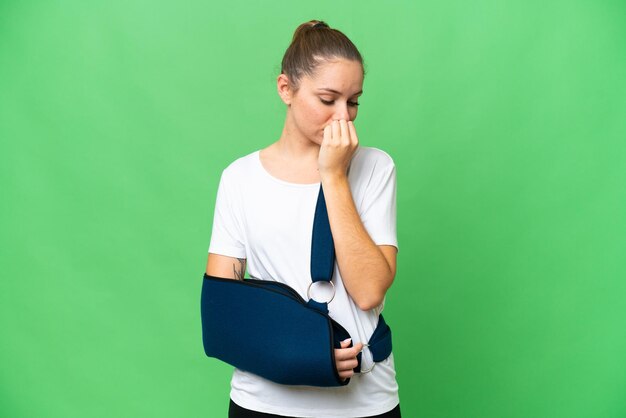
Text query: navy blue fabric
306 299 329 314
310 186 335 283
200 185 393 386
202 275 347 386
368 314 393 362
355 351 363 373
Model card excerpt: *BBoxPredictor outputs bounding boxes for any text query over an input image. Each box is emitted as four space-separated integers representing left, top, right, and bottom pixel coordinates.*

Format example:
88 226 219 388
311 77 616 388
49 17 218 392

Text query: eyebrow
317 87 363 96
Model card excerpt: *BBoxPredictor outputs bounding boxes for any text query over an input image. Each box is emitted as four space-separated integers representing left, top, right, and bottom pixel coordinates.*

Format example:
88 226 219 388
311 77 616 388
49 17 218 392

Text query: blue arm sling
200 185 392 387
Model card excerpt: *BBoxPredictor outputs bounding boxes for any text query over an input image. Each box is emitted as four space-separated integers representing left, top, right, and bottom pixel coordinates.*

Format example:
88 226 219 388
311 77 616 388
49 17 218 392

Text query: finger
323 124 332 145
345 342 363 358
339 369 354 380
339 119 349 144
348 121 359 146
340 338 351 349
331 120 340 144
334 348 354 361
335 342 363 361
336 358 359 371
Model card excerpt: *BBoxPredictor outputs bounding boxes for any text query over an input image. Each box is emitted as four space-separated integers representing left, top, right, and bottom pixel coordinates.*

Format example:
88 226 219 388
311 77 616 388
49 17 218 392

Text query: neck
259 113 322 184
273 113 320 162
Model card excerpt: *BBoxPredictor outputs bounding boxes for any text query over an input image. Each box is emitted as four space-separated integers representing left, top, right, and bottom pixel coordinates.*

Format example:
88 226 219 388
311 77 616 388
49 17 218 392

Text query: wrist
320 172 349 190
320 170 349 187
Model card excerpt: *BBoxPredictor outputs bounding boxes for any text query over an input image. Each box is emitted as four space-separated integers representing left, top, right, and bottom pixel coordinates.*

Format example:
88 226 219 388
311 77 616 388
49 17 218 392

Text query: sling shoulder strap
308 185 393 373
311 185 335 283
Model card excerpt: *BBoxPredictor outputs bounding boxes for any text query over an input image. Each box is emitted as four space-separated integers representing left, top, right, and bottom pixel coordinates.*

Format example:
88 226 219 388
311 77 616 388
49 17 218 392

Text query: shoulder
353 147 395 167
220 150 260 182
352 146 395 170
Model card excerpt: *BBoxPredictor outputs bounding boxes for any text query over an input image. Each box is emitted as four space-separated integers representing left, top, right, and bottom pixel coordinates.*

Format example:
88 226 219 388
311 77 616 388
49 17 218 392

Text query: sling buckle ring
357 343 376 373
307 280 336 304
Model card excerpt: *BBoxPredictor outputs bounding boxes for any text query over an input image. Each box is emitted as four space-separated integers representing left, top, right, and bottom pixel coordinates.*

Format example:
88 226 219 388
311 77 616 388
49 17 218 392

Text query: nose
333 102 351 121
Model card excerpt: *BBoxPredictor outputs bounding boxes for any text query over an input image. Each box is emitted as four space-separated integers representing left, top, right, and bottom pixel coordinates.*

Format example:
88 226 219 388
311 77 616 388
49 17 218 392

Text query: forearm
321 174 395 310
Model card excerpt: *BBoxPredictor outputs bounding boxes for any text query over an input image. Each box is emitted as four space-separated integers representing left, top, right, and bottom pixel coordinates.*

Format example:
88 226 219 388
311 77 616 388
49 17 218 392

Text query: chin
309 134 323 146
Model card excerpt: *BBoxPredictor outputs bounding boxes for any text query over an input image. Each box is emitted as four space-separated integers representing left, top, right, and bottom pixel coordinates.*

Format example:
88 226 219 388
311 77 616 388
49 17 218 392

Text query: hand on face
318 119 359 179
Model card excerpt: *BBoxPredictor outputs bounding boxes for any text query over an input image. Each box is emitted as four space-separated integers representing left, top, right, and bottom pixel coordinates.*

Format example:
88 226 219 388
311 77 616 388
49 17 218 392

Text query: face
280 59 364 145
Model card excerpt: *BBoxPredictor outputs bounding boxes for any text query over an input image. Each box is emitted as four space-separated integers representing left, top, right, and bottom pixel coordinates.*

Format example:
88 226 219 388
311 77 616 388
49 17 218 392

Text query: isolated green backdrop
1 0 625 417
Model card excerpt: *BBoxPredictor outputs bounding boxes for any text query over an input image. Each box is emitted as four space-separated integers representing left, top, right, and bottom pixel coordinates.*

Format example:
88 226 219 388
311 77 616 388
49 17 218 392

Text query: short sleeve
208 169 247 258
359 156 398 250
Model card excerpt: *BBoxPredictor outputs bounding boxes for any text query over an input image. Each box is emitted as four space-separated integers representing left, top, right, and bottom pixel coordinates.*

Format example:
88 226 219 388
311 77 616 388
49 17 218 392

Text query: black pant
228 399 401 418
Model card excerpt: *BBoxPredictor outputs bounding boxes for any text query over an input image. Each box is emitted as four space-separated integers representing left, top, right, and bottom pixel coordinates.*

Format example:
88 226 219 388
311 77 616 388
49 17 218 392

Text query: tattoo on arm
233 258 245 280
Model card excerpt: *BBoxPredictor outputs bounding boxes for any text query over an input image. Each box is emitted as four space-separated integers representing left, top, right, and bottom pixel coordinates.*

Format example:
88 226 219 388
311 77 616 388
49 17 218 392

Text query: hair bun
291 20 330 42
311 20 329 29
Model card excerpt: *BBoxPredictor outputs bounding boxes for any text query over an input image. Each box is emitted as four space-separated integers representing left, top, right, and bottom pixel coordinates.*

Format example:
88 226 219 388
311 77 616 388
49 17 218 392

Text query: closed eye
320 99 360 107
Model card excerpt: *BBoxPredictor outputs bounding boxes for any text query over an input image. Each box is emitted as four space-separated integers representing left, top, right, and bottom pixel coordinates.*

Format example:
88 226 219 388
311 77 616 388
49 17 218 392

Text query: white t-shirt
208 146 399 418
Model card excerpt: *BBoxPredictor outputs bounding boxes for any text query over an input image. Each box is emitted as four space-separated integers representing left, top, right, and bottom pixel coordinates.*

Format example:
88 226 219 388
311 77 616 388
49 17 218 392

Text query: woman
206 20 401 418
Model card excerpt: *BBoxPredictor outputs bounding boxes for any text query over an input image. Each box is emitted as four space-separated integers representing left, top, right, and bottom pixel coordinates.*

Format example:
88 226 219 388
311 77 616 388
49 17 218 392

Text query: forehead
303 59 363 94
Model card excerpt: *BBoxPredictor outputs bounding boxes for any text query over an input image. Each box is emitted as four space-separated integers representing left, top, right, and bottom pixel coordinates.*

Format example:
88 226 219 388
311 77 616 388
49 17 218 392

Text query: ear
277 73 293 105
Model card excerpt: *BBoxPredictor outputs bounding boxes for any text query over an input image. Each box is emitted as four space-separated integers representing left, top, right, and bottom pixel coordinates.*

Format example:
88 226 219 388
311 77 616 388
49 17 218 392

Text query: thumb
340 338 352 348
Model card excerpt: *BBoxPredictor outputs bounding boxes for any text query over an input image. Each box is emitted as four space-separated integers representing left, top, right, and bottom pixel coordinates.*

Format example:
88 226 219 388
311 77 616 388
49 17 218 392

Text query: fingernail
342 338 352 343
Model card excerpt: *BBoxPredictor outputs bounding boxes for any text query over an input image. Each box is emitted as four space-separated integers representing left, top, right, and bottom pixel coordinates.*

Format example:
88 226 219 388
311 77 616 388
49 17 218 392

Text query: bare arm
205 253 246 280
319 119 397 311
322 175 397 310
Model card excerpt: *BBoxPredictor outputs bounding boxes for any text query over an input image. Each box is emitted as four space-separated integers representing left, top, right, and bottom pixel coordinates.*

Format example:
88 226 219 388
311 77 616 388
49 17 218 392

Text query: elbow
354 293 385 311
353 274 395 311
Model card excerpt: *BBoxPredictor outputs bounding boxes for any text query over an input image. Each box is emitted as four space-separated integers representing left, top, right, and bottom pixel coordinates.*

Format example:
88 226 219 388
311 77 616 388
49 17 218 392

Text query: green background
1 0 625 417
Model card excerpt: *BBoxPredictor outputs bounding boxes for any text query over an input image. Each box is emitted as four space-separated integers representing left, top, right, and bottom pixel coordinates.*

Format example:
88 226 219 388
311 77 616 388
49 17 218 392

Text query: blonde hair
280 20 364 92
